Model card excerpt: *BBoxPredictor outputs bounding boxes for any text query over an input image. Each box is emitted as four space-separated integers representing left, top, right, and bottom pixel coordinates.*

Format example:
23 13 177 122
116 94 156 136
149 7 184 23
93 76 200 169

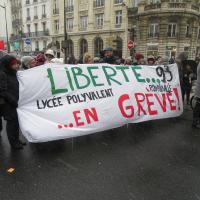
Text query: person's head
135 53 144 64
104 47 113 58
158 56 169 65
21 56 36 69
124 57 132 65
0 55 18 71
147 56 155 65
93 57 100 63
186 64 192 71
35 53 46 66
83 53 92 64
45 49 55 62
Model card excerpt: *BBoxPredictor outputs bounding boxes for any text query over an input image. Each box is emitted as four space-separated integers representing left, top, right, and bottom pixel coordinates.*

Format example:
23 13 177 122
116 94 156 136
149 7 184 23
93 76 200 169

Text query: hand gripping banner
17 63 183 142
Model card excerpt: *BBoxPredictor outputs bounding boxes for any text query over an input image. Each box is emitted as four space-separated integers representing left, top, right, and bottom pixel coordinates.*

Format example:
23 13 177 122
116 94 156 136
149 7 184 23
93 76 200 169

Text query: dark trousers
182 86 191 104
0 105 20 146
6 117 19 146
193 97 200 122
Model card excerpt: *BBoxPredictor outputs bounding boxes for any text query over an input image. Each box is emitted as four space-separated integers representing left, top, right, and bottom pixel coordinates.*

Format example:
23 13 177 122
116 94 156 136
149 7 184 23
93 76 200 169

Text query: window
26 8 30 20
80 39 88 56
147 45 158 57
66 39 74 56
34 23 38 36
168 23 177 37
42 5 46 15
43 40 47 49
149 23 159 37
94 0 105 7
42 22 46 32
115 37 123 58
27 8 30 17
34 6 38 19
186 25 191 37
95 14 103 28
114 0 122 4
80 16 88 30
94 37 103 57
34 6 37 16
53 0 59 14
27 24 31 36
198 27 200 39
115 11 122 27
66 0 73 12
35 41 39 51
66 18 73 31
54 20 59 32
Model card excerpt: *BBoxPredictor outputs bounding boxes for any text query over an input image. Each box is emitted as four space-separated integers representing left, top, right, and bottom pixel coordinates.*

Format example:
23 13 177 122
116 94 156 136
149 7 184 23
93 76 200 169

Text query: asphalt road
0 107 200 200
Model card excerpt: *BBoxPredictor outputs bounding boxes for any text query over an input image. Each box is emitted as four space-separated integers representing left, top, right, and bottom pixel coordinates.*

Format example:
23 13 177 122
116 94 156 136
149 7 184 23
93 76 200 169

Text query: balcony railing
144 3 161 11
191 4 199 12
167 32 177 37
93 0 105 7
168 3 186 9
148 32 159 38
65 6 74 12
115 24 121 28
42 14 47 19
95 25 103 29
53 8 59 15
23 30 49 38
186 33 192 38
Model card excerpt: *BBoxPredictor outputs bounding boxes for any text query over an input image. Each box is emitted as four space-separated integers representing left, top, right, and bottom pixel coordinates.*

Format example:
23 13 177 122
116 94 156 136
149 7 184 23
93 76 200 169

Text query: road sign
128 40 134 50
25 38 32 45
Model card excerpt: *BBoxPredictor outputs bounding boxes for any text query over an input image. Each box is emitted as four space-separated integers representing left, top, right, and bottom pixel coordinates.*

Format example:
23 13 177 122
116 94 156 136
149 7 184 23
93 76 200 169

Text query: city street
0 107 200 200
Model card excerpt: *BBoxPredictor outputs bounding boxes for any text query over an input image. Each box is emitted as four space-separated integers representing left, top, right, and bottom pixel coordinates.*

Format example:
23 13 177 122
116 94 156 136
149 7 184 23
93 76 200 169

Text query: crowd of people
0 47 200 150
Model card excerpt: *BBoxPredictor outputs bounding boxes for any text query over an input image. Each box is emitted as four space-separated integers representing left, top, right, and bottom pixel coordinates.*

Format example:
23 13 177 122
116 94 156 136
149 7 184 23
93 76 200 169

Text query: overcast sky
0 0 12 39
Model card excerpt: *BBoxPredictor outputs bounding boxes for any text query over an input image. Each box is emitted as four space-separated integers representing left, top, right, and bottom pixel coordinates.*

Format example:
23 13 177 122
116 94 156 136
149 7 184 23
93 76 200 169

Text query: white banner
17 63 183 143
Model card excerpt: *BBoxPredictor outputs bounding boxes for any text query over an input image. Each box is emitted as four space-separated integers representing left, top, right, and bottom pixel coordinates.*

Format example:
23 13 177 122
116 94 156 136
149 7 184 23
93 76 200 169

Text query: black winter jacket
0 56 19 109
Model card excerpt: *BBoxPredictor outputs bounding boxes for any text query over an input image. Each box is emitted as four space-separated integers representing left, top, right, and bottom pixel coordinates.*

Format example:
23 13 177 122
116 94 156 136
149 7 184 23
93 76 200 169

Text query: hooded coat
0 55 19 119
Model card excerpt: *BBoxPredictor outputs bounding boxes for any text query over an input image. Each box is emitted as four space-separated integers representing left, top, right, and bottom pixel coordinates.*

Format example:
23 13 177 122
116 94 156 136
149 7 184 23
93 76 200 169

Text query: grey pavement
0 107 200 200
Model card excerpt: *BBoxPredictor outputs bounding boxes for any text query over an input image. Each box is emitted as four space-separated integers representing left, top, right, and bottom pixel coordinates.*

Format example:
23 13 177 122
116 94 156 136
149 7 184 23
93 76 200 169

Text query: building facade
50 0 136 59
9 0 23 51
129 0 200 59
22 0 52 52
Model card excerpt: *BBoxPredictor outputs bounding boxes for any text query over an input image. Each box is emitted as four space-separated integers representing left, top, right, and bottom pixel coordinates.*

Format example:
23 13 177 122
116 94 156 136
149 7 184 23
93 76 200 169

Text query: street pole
64 0 68 64
0 4 10 53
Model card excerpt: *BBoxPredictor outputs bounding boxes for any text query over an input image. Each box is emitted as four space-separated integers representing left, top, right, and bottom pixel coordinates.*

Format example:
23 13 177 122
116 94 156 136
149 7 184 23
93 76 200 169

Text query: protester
134 53 145 65
147 56 156 65
83 53 92 64
21 56 36 69
93 57 100 63
0 55 26 149
176 52 188 84
34 53 46 66
124 57 132 65
169 56 175 64
101 47 117 64
193 62 200 129
182 64 193 105
158 56 169 65
51 58 64 64
45 49 55 63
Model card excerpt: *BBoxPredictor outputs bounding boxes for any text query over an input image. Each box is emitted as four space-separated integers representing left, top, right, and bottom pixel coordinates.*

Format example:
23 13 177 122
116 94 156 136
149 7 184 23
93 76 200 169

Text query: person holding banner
0 55 26 149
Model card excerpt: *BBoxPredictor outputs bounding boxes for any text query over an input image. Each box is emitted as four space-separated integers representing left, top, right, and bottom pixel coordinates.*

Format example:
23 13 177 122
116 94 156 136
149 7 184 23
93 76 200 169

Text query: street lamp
0 3 10 53
64 0 68 64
